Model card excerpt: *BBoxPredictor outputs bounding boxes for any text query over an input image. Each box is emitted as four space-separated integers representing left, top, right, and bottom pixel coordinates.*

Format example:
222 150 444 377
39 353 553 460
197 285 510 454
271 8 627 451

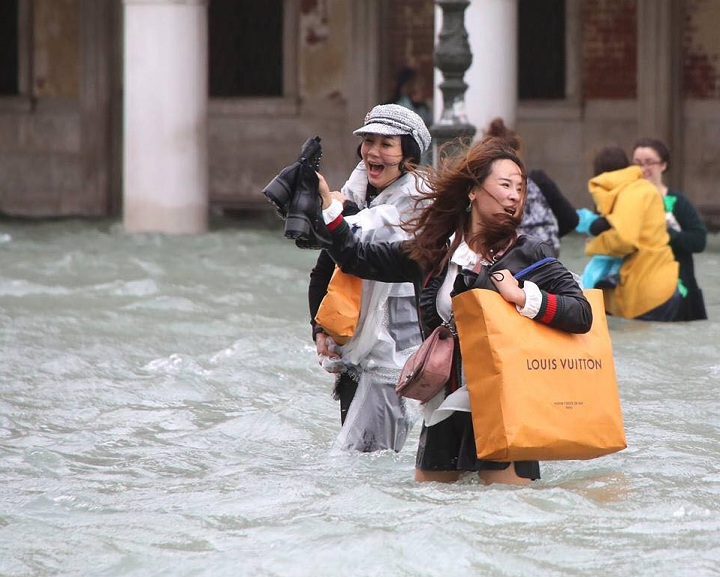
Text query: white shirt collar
449 234 480 270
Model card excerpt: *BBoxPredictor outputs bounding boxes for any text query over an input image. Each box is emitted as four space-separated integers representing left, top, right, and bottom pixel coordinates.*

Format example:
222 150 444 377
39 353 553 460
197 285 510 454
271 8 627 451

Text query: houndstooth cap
353 104 431 153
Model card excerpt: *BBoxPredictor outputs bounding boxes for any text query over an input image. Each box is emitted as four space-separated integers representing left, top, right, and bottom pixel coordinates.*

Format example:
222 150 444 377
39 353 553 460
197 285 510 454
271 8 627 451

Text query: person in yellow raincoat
576 146 680 321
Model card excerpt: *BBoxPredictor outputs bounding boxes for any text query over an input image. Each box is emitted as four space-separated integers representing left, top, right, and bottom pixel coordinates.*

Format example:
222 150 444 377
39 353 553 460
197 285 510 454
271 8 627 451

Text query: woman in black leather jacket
316 136 593 485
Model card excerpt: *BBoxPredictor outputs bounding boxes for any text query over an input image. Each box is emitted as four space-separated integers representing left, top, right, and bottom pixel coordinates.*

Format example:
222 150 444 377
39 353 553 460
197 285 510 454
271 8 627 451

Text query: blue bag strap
513 256 557 280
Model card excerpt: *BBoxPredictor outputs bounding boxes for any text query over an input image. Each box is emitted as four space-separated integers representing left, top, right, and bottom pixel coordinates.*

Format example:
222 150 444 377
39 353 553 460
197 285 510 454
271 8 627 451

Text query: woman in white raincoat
308 104 431 452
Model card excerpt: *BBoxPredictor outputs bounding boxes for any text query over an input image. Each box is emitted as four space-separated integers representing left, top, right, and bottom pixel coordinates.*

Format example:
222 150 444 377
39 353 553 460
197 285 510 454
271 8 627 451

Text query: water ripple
1 221 719 577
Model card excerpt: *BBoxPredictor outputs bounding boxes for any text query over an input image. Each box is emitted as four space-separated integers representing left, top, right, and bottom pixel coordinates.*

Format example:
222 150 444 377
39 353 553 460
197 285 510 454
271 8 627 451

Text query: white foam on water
1 219 719 577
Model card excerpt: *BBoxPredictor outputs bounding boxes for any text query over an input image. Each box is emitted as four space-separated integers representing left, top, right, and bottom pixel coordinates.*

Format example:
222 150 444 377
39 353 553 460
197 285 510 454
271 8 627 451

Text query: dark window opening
209 0 283 97
518 0 565 99
0 1 19 95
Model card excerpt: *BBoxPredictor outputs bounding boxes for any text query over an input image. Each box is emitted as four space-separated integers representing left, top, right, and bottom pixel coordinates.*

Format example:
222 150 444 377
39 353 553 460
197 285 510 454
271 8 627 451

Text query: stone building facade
0 0 718 230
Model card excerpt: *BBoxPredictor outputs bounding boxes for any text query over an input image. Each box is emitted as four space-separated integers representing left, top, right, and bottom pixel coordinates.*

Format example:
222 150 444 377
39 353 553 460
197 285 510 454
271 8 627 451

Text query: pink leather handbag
396 323 455 403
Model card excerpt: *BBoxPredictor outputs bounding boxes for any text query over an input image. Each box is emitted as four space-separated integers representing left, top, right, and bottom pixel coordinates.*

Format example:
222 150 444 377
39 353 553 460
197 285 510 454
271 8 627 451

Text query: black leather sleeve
308 249 335 337
480 236 593 333
526 260 593 334
513 239 593 334
325 219 423 284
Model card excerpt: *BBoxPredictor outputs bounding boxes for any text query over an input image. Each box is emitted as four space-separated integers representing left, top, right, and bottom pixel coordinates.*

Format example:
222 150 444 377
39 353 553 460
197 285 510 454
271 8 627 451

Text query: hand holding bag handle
395 255 548 406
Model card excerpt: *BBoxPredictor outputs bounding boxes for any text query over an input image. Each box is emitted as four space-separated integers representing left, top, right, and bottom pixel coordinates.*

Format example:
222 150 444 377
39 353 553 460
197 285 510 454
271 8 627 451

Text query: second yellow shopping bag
315 265 362 345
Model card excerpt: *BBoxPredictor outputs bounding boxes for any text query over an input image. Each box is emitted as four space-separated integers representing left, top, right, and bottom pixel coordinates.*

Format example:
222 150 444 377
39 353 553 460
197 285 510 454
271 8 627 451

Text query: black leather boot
262 136 331 249
261 136 322 219
262 162 299 218
298 136 322 171
284 164 333 249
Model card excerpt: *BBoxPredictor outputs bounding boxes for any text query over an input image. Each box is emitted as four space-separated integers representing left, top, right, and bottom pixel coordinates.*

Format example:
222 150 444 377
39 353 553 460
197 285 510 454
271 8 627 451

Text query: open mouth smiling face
361 134 404 189
367 162 389 179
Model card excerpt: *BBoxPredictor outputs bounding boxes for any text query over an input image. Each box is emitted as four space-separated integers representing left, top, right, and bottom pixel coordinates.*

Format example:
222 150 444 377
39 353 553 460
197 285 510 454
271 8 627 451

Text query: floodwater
1 215 719 577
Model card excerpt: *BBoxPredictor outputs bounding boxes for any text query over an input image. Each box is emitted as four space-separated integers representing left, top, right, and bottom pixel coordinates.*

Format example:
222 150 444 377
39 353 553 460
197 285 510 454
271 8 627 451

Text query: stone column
637 0 683 187
347 0 382 142
123 0 208 234
463 0 518 133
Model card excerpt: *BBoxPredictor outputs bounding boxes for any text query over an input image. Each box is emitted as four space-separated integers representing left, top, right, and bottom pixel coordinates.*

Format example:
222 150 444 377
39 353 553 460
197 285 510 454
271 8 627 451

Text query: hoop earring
465 201 472 213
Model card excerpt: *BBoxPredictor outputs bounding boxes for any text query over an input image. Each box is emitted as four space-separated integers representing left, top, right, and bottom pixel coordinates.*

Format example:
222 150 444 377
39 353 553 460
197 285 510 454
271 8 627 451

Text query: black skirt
414 410 540 480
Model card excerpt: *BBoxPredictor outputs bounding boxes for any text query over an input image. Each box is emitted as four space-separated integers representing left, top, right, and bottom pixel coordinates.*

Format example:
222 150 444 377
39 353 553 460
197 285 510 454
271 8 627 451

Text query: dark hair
593 146 629 176
404 136 526 273
633 137 671 171
391 66 419 103
355 133 422 172
484 117 522 153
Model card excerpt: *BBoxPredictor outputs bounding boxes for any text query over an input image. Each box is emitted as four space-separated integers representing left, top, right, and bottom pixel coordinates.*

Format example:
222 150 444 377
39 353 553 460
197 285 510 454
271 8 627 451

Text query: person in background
631 137 708 321
390 66 432 128
312 136 591 485
484 118 578 257
576 146 680 321
308 104 431 452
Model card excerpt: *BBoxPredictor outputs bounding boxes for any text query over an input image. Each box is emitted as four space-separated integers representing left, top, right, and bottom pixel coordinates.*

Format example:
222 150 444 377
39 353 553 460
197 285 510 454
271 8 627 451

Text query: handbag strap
443 314 457 337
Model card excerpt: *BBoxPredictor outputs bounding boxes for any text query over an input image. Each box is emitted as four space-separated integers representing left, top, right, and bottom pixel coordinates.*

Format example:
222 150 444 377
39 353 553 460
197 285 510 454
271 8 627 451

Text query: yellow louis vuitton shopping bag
452 288 626 461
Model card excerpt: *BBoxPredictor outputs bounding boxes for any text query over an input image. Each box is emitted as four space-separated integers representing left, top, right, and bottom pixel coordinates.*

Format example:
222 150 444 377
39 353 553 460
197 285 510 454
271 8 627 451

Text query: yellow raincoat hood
585 166 678 318
589 166 642 216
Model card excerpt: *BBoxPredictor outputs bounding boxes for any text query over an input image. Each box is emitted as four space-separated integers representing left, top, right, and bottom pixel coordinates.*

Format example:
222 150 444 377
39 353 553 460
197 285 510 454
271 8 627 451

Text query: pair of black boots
262 136 333 249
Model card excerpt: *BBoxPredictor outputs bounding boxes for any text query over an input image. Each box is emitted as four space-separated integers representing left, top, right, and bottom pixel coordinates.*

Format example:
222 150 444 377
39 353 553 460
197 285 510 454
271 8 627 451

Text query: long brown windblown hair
402 136 526 275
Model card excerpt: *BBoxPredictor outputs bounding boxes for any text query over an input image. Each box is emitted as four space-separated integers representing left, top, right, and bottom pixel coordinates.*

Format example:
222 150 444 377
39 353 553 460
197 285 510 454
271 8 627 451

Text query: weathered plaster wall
34 0 80 98
299 0 347 102
0 0 84 217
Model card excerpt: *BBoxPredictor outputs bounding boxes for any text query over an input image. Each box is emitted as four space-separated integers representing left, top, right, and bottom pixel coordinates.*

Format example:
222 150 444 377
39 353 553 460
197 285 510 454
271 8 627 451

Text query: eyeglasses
633 159 662 168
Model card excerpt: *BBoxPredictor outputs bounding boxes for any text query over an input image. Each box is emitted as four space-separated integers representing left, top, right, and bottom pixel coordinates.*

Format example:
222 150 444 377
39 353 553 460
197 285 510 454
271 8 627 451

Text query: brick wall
582 0 637 99
578 0 720 101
